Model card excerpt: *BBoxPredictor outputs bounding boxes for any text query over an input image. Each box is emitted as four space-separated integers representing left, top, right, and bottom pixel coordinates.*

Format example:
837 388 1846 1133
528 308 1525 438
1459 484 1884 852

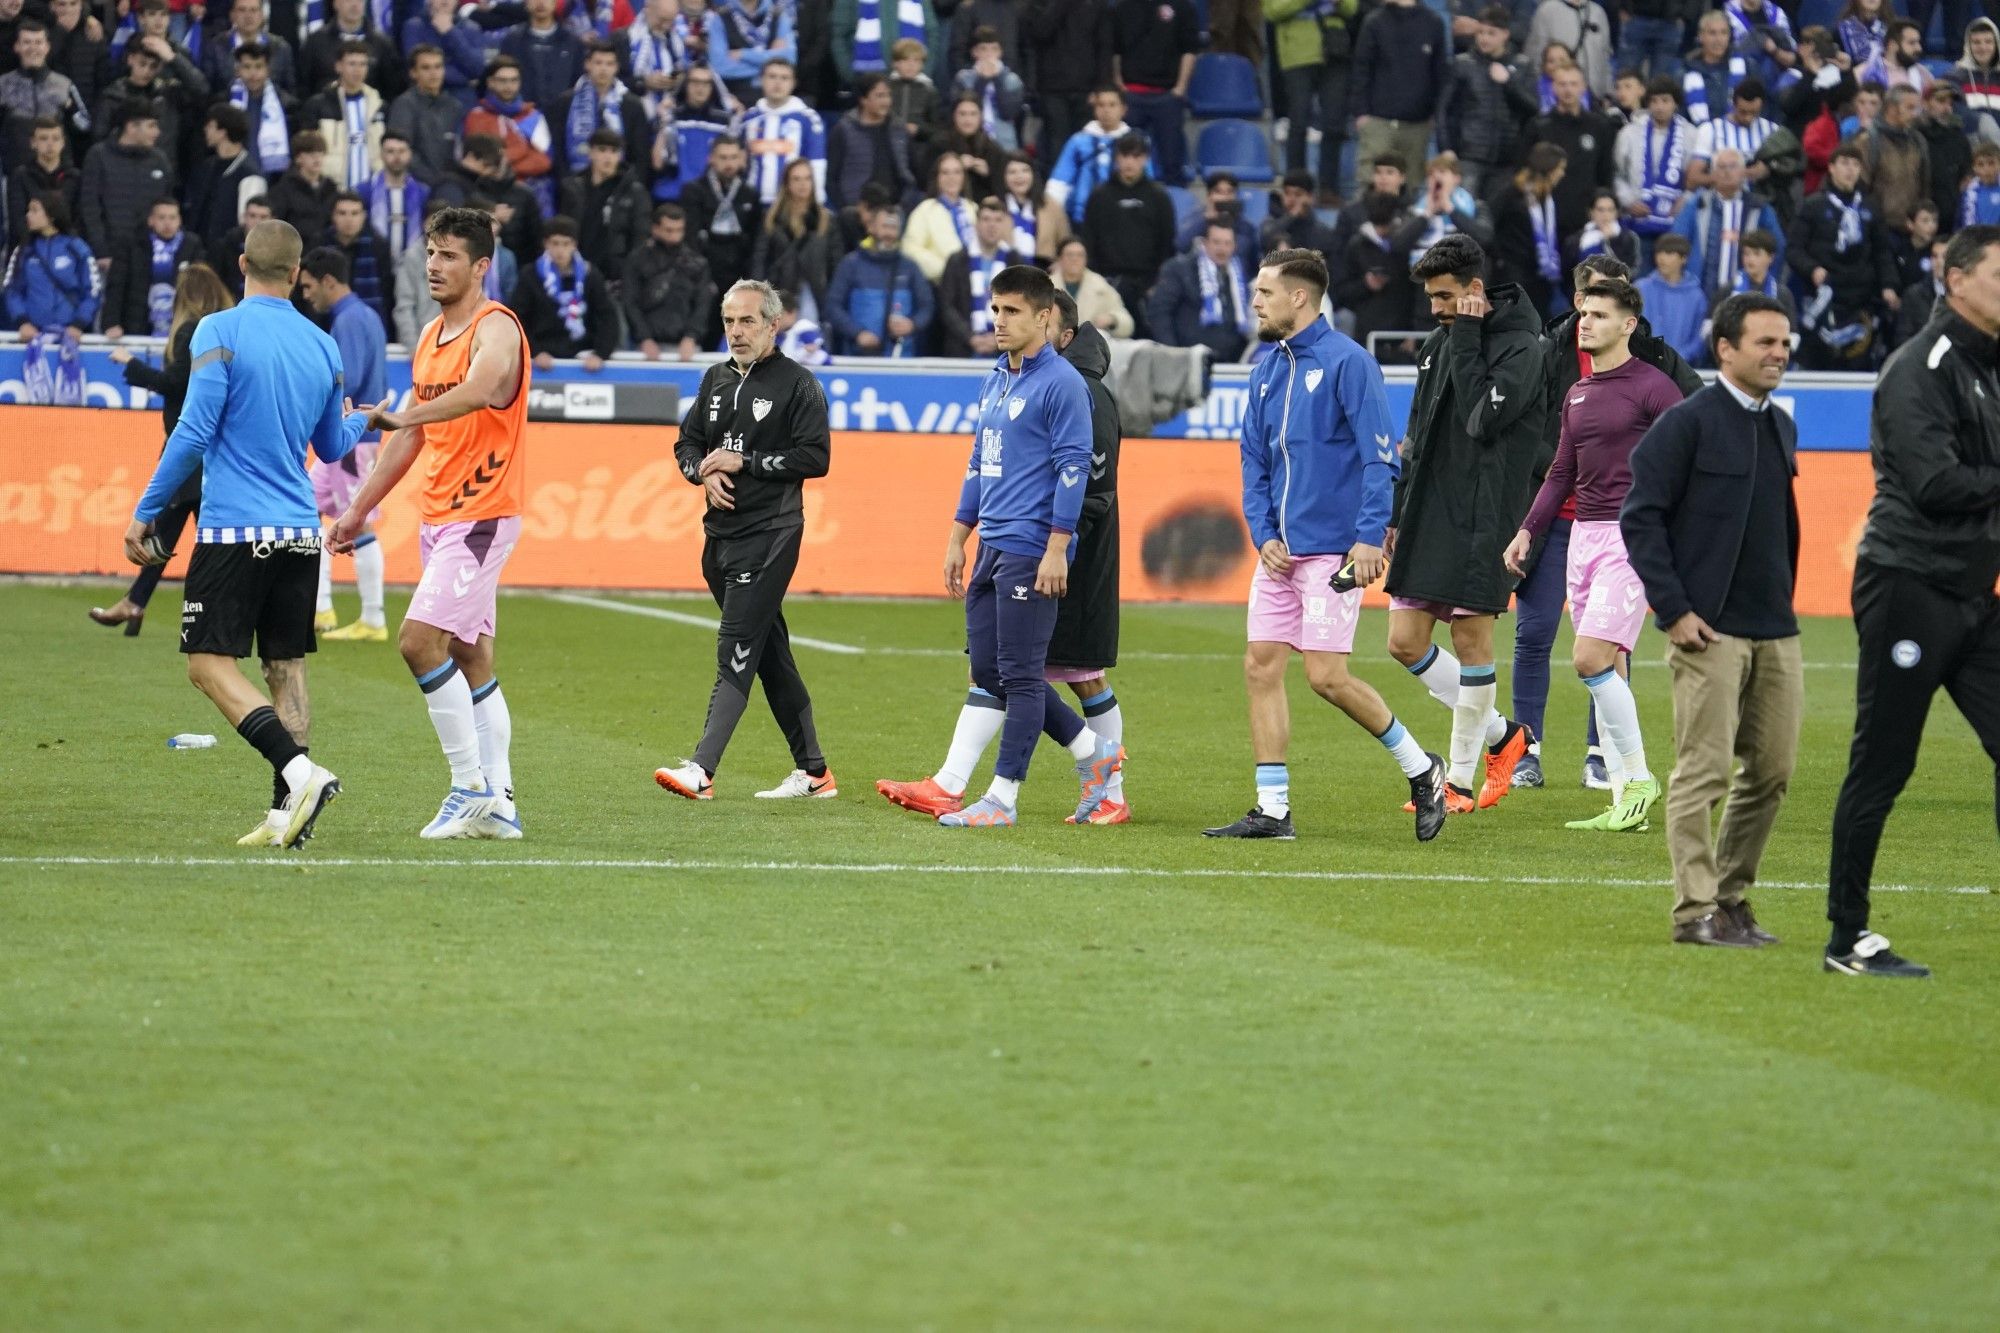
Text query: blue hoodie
2 234 101 331
1635 269 1710 368
955 339 1093 559
1239 315 1398 557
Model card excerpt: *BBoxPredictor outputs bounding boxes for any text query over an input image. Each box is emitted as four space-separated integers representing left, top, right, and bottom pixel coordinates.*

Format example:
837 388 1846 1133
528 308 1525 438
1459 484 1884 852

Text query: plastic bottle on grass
167 734 217 749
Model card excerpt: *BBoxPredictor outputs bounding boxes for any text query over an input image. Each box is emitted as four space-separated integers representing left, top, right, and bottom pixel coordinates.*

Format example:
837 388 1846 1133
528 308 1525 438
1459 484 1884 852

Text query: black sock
237 706 305 781
806 763 828 778
271 746 306 809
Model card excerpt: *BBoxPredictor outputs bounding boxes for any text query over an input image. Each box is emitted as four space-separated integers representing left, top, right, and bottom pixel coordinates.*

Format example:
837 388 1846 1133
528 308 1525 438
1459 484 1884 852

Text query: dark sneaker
1723 899 1779 946
1409 753 1447 842
1511 753 1545 788
1582 751 1611 790
1202 808 1296 839
1825 932 1930 978
1671 911 1761 948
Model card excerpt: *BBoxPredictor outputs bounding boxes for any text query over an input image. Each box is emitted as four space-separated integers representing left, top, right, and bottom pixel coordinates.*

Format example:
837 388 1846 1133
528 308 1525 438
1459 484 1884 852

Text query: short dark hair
408 42 444 68
1371 152 1407 175
1525 141 1567 176
587 127 624 150
857 180 896 212
854 71 891 99
1734 77 1767 102
989 262 1057 311
545 215 579 241
1741 227 1778 255
336 38 371 62
462 133 504 167
584 38 619 60
977 195 1009 218
234 41 270 63
1052 289 1080 337
1886 17 1921 41
1092 84 1126 104
30 190 73 233
652 201 687 223
380 129 410 149
1114 131 1150 158
1410 233 1485 285
1057 235 1086 258
1830 142 1865 168
426 205 497 264
29 115 61 135
1711 292 1791 352
1944 223 2000 280
1477 4 1512 26
971 24 1001 47
116 99 159 132
489 54 522 75
1205 169 1238 191
332 189 364 209
292 130 327 156
301 245 351 284
1575 253 1631 287
1204 217 1237 239
1653 233 1692 258
1976 141 2000 164
15 16 48 37
1644 74 1679 102
206 103 249 143
242 193 271 214
1579 278 1642 318
1261 246 1329 298
1280 168 1315 193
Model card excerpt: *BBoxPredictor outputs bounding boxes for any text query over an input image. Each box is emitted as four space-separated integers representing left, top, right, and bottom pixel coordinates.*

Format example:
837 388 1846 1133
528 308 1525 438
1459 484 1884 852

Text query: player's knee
1573 645 1619 678
1385 630 1426 666
1302 656 1349 697
1243 646 1286 688
397 623 439 671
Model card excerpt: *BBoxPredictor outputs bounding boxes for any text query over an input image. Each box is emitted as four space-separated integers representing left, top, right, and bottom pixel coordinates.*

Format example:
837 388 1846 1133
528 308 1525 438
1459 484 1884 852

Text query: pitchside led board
0 346 1884 616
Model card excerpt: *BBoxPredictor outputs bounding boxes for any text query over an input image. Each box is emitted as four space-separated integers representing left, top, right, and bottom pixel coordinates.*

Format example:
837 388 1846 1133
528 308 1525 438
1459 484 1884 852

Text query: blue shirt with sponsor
954 339 1092 559
134 295 366 533
1239 315 1399 557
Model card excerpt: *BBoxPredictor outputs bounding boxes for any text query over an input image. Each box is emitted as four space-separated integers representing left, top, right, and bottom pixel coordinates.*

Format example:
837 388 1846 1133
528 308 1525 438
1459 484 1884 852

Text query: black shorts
180 537 321 660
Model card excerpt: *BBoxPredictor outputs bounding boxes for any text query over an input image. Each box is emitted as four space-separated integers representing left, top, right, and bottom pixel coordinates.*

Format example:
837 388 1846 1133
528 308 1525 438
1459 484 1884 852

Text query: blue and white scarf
1829 189 1865 254
20 331 87 405
364 173 429 260
343 91 371 188
148 233 179 336
1006 195 1035 260
538 253 590 342
1530 191 1561 284
1681 56 1748 125
724 0 784 51
1636 117 1686 235
565 75 632 166
231 80 291 171
1198 252 1250 333
940 195 977 255
967 247 1004 335
628 21 687 115
1730 267 1780 298
853 0 926 73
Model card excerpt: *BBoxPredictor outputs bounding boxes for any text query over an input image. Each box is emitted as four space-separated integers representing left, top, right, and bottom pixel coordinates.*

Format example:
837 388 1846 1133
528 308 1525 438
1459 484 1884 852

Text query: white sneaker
279 766 341 848
754 768 838 799
477 790 524 839
237 809 286 847
654 760 713 800
421 785 495 839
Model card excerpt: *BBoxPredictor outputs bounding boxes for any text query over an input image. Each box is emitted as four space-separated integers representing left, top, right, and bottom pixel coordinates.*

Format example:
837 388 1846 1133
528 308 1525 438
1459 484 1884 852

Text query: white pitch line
549 591 1860 669
0 856 1985 896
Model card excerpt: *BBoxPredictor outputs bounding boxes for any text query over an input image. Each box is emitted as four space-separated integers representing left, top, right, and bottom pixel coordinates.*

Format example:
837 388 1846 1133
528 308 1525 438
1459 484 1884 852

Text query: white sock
1484 710 1508 748
280 753 313 796
1408 644 1461 710
354 537 385 627
1085 699 1124 798
935 692 1005 795
1065 728 1097 760
473 680 513 801
1254 762 1289 818
265 807 286 827
1449 669 1497 790
316 546 334 614
985 774 1021 807
1376 717 1432 779
1583 668 1650 783
419 663 485 789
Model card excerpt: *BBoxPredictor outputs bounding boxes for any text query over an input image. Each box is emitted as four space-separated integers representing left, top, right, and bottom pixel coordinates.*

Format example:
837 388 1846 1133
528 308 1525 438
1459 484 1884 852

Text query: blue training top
954 339 1092 560
327 291 387 445
1240 315 1399 557
133 295 366 537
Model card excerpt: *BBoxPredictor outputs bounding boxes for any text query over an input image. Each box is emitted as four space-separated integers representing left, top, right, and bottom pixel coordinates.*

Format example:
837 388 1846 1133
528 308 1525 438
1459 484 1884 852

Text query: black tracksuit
1047 322 1121 672
673 349 833 776
1828 307 2000 951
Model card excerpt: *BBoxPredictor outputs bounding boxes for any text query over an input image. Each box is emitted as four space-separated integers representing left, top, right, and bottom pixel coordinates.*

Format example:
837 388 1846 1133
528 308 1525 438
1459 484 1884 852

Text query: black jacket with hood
1047 320 1122 670
1386 282 1547 614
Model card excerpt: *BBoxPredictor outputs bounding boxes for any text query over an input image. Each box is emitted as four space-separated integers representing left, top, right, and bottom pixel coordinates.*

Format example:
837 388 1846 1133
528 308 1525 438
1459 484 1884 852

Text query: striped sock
1255 762 1289 818
415 659 484 790
1450 665 1497 789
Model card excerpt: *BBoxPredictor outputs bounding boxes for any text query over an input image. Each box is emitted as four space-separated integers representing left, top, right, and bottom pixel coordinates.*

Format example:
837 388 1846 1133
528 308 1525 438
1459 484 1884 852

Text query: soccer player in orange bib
330 206 531 840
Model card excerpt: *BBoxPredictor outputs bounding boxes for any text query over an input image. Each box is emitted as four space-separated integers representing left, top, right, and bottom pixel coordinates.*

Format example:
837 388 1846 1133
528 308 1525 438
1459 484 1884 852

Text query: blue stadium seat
1197 119 1277 183
1167 185 1202 237
1187 52 1263 120
1795 0 1841 31
1239 187 1271 229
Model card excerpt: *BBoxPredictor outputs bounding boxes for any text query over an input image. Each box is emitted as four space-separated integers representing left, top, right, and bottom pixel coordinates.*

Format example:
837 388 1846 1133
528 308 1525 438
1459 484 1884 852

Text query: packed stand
0 0 1992 367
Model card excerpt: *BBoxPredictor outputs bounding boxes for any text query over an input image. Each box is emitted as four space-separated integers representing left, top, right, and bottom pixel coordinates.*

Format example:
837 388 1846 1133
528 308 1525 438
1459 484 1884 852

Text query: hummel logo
1060 468 1083 488
1489 387 1506 407
1375 432 1394 463
452 568 476 597
1623 584 1642 613
730 642 752 672
1420 356 1433 371
1011 585 1030 601
1571 396 1587 406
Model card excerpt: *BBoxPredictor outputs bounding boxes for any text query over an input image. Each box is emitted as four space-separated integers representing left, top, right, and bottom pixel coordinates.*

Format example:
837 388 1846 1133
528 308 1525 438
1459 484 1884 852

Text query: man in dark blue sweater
1349 0 1451 192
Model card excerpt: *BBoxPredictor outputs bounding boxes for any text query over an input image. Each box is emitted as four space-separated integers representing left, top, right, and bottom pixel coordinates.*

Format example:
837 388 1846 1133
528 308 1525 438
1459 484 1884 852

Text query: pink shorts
1389 595 1488 622
1044 666 1106 684
311 443 379 523
1248 554 1362 653
1566 520 1647 652
411 515 521 645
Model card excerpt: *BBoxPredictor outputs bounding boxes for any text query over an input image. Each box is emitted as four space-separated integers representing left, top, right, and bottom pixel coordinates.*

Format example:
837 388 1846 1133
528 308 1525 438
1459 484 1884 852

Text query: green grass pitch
3 580 1997 1330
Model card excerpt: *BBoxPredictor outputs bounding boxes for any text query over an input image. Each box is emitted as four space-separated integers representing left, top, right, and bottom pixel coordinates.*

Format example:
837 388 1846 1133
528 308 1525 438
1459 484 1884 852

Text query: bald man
125 220 378 848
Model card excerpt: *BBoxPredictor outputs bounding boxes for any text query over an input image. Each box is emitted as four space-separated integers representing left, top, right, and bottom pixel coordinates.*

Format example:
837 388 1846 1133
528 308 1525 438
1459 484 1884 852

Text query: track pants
1828 562 2000 948
965 544 1086 781
692 525 824 776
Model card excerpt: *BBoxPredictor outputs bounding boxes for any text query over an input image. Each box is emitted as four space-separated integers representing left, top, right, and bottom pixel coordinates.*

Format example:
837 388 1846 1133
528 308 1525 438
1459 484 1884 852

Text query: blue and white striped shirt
1692 113 1777 165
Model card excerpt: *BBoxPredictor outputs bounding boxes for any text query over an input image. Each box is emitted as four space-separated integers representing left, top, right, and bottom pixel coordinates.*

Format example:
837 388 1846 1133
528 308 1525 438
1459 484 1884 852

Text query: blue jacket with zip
2 233 101 331
1239 314 1399 557
955 339 1093 560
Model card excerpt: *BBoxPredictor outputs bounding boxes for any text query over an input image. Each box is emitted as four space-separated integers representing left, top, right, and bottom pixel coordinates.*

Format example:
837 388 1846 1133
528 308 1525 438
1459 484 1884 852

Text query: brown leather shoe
88 597 144 637
1722 899 1779 946
1672 911 1761 948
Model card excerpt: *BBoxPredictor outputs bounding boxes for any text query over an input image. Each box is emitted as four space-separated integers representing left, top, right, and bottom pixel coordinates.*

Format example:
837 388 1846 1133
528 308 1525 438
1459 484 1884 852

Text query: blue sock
1255 762 1289 817
1081 686 1118 719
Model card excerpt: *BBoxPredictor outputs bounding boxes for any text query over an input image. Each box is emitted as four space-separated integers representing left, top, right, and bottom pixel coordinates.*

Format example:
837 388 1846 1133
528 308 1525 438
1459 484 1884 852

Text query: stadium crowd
3 0 1998 368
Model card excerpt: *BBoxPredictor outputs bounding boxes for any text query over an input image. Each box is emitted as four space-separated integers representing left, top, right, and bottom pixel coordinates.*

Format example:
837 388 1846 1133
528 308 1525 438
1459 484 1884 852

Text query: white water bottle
167 734 217 749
